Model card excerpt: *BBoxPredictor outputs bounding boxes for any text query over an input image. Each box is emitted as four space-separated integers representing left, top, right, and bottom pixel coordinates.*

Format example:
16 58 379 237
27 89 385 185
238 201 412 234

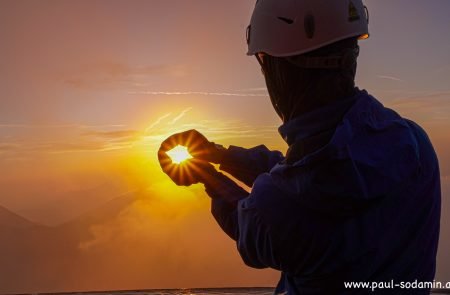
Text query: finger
158 132 196 168
187 159 217 181
160 156 200 186
186 132 211 156
158 147 174 170
180 163 199 186
159 130 202 154
159 133 185 152
165 164 184 186
189 142 214 159
159 129 209 153
161 160 177 178
157 130 211 186
180 129 203 151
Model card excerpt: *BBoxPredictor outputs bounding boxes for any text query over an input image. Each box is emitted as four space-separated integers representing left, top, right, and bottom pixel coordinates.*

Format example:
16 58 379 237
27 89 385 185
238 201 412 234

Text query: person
158 0 441 294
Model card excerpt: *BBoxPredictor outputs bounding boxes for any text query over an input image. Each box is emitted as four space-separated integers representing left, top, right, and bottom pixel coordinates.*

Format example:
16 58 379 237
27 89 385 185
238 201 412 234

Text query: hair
261 37 359 122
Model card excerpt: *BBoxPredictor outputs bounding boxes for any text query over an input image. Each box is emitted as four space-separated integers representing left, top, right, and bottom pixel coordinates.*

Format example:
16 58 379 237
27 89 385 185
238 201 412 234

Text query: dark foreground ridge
5 288 450 295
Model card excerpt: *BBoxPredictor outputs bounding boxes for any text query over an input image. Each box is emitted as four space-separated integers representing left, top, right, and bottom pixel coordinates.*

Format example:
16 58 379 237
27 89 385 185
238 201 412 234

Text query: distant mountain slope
0 192 138 294
0 204 38 229
16 182 126 226
60 190 136 230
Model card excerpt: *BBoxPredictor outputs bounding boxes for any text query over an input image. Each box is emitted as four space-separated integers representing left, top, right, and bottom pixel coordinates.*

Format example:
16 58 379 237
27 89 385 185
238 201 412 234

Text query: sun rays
166 145 192 164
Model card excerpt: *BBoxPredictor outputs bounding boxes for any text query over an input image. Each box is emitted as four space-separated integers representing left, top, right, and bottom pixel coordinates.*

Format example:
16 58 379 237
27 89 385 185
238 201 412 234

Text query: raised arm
160 129 284 187
204 171 281 269
158 130 283 269
219 145 284 187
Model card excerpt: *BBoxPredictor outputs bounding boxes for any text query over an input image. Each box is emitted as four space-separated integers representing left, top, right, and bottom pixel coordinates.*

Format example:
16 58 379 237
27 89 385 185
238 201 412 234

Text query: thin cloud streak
62 63 190 90
141 119 280 148
168 107 192 125
82 130 138 139
390 90 450 104
0 124 126 129
128 91 268 97
386 91 450 125
145 113 172 133
235 87 268 92
377 75 404 82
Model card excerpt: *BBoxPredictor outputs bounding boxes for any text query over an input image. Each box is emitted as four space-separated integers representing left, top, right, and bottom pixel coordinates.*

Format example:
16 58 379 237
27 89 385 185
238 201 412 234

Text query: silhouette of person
159 1 441 294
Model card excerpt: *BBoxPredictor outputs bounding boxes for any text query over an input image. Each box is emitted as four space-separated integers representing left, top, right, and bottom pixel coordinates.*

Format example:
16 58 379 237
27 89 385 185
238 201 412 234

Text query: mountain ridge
0 204 41 229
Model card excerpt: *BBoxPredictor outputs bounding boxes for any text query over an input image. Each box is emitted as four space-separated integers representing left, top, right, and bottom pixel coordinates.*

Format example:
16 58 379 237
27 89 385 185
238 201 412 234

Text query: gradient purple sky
0 0 449 291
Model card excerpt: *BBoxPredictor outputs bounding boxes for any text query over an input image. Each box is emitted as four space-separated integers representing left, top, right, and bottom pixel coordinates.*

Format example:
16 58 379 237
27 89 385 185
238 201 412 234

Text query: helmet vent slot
277 17 294 25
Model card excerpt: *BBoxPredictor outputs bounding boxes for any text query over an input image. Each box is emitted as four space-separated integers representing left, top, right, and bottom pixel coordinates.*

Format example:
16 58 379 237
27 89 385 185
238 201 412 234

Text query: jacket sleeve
205 172 281 270
205 172 249 240
219 145 284 187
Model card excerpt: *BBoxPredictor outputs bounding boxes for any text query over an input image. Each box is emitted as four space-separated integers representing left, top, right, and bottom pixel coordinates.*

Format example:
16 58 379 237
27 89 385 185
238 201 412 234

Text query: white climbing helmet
246 0 370 57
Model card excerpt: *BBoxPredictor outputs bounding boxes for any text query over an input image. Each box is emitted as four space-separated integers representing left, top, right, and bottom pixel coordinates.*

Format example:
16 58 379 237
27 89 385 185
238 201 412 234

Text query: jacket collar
278 89 363 146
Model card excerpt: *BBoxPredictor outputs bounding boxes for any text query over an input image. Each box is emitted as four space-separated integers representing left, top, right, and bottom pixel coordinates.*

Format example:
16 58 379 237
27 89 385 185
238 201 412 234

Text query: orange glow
359 33 370 40
166 145 193 164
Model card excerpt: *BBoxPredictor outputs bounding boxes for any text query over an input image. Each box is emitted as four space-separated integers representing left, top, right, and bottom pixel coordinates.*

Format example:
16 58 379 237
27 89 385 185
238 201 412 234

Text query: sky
0 0 449 292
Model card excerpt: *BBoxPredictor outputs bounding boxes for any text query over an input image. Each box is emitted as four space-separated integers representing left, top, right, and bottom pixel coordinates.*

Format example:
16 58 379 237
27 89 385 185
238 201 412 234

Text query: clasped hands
158 130 225 186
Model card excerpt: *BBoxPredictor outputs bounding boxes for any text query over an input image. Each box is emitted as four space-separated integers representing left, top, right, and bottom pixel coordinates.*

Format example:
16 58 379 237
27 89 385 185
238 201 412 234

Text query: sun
166 145 193 164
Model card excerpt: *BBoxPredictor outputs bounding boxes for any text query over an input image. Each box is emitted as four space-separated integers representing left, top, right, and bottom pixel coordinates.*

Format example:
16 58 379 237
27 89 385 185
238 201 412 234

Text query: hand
158 130 221 186
159 157 218 186
160 129 225 164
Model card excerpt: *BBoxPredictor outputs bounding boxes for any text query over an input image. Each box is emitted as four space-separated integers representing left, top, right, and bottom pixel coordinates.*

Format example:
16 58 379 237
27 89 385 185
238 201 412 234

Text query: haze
0 0 449 293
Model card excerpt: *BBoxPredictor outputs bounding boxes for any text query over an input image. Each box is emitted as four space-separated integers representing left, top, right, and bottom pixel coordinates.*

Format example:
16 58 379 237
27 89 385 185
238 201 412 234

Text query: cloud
82 130 138 140
235 87 268 92
0 124 126 129
1 141 108 154
44 142 122 153
0 115 283 159
140 118 282 151
145 112 172 133
0 124 78 129
62 62 190 90
0 143 20 152
387 91 450 123
0 127 141 156
128 91 268 97
168 107 192 125
376 75 404 82
432 65 450 75
389 91 450 106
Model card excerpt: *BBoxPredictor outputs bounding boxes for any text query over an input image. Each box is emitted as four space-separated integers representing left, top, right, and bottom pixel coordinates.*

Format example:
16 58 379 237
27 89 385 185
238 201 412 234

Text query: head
247 0 370 122
260 37 360 122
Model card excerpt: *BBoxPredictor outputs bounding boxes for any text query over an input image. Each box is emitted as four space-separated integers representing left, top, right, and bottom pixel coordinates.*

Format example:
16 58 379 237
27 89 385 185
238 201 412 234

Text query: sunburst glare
166 145 193 164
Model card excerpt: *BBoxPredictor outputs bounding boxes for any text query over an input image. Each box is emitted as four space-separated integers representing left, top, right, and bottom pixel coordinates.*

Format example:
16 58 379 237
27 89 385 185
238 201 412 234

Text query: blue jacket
205 90 441 294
